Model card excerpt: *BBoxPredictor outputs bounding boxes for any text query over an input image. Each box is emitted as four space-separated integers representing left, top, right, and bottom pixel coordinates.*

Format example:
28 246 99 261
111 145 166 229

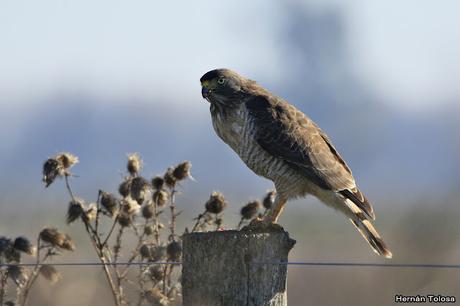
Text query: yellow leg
266 196 287 223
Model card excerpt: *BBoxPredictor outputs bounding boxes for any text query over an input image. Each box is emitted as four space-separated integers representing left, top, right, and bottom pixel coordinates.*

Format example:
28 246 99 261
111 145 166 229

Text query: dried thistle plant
38 151 277 305
0 228 74 306
237 200 261 229
41 153 195 306
262 190 276 213
191 191 228 232
42 152 78 187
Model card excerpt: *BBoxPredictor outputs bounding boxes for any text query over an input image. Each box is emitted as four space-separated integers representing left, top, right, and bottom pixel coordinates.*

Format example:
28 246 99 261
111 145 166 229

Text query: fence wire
2 261 460 269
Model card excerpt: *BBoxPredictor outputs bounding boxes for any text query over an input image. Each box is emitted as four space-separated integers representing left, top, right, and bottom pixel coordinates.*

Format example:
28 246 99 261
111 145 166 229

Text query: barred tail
350 218 393 259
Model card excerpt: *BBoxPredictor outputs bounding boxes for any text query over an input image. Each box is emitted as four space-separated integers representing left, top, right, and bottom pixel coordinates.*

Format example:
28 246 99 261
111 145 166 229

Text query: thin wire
258 262 460 269
1 261 460 269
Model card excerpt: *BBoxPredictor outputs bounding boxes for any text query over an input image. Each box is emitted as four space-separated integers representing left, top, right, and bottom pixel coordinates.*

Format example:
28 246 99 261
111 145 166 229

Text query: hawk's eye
217 77 226 85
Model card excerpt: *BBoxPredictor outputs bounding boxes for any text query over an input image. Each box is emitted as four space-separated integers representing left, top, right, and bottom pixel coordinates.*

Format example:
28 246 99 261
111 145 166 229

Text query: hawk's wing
246 95 375 219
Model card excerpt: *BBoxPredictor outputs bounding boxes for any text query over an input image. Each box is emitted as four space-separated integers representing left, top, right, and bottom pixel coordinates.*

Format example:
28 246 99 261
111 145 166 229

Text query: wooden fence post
182 225 296 306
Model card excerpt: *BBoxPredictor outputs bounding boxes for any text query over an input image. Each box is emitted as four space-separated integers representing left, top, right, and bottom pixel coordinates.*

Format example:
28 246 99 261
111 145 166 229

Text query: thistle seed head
166 241 182 261
121 198 140 215
56 152 79 169
8 265 27 284
5 248 21 263
118 213 133 227
39 265 61 284
66 199 85 224
152 190 168 207
151 176 165 190
42 158 63 187
100 191 119 216
144 225 155 235
40 228 66 247
0 237 12 254
241 201 260 220
205 191 227 214
142 204 155 219
60 234 76 251
118 179 132 198
42 153 78 187
150 245 166 262
127 153 143 175
83 203 97 223
39 228 74 251
0 237 19 262
149 266 163 282
263 190 276 210
172 161 192 181
139 244 152 259
163 168 176 189
131 176 150 204
13 237 36 256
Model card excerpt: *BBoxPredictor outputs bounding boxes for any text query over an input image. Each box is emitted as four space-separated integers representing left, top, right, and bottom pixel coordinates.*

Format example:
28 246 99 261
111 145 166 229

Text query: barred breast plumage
210 104 308 198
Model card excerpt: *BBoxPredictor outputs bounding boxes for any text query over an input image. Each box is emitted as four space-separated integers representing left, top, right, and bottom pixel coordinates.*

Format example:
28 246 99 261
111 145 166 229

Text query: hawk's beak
201 86 210 99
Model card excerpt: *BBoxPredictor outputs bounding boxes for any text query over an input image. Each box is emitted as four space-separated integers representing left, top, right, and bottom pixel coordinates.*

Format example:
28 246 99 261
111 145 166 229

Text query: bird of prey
200 68 392 258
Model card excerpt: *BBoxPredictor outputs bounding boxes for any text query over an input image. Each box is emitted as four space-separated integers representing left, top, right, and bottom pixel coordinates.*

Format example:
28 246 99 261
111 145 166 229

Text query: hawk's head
200 69 248 106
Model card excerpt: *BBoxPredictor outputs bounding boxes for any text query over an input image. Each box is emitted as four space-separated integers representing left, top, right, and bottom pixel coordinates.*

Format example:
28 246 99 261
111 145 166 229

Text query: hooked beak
201 86 210 99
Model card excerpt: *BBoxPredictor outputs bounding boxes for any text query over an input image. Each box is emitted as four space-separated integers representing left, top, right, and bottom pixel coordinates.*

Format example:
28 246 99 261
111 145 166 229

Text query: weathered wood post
182 224 296 306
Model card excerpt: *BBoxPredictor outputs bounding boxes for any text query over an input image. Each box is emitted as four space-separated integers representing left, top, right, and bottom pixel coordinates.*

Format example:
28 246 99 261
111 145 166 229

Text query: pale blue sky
0 0 459 112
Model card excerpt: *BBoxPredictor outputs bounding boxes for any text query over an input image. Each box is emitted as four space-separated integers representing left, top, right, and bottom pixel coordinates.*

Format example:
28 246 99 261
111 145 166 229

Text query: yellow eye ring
217 77 225 85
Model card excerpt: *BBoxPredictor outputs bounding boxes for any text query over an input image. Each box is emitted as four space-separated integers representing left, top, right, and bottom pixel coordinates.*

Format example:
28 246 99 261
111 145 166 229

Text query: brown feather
245 95 356 191
350 219 392 258
340 188 375 220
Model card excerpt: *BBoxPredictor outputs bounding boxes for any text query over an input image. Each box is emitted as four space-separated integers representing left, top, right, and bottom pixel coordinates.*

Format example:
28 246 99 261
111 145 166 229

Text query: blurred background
1 0 460 305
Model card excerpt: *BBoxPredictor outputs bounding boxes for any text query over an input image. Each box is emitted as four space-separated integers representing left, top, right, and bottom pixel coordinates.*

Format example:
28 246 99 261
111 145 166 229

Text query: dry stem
0 270 7 306
65 174 122 306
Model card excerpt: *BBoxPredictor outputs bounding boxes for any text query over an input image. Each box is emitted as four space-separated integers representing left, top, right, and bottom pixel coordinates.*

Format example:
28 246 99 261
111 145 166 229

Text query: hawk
200 68 392 258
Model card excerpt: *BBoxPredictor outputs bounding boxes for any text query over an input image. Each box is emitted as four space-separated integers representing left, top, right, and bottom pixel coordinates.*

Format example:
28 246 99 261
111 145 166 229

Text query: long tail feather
350 218 392 259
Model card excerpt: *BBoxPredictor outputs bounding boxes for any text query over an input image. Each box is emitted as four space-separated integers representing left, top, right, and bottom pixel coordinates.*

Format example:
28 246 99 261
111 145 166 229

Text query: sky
0 0 459 112
0 0 459 214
